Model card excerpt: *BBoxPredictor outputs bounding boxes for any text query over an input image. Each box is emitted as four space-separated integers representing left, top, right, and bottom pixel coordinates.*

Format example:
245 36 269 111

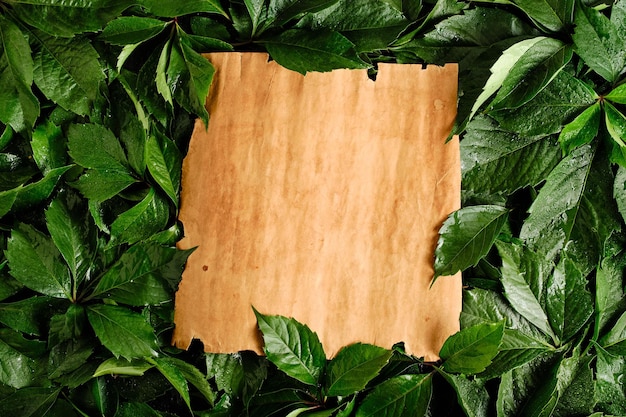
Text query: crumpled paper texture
173 53 461 360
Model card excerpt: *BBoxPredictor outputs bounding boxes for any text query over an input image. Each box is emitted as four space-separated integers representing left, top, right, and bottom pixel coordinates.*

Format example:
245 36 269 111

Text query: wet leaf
558 102 601 155
325 343 392 396
93 357 154 377
435 205 508 278
87 304 158 360
572 3 626 83
6 223 72 299
355 374 432 417
30 29 105 115
462 116 561 197
99 16 169 45
145 131 182 207
439 321 504 374
254 308 326 386
262 29 369 74
496 241 556 342
0 15 39 132
110 188 169 245
520 143 620 274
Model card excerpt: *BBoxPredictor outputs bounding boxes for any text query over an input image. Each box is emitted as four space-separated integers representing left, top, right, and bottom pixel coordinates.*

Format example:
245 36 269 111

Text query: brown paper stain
173 53 461 360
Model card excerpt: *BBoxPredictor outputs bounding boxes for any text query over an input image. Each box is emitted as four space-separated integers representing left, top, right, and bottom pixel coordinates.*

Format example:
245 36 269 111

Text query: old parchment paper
173 53 461 360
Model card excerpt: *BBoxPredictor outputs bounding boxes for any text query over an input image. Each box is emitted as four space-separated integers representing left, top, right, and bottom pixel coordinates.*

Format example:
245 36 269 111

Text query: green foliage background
1 0 626 415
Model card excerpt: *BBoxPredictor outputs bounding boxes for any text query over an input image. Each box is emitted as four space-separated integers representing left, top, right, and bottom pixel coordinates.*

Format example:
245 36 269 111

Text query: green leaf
0 264 22 302
520 143 620 274
0 338 39 388
392 0 466 45
31 120 66 174
68 123 137 201
490 70 597 136
558 102 601 155
186 33 234 52
114 402 163 417
262 29 369 74
0 387 60 416
552 354 595 417
0 15 39 133
145 131 182 206
72 169 138 202
48 339 93 379
116 104 148 176
93 357 153 377
605 101 626 159
90 243 190 306
167 30 214 125
266 0 340 28
30 29 104 116
46 399 80 417
206 353 245 395
0 157 37 192
462 289 549 341
595 347 626 415
67 123 129 170
483 329 555 379
136 48 169 127
606 83 626 104
461 289 554 378
151 357 191 410
5 223 72 299
99 16 169 45
0 296 65 336
0 125 13 150
462 116 561 197
355 374 432 417
439 372 490 417
45 191 96 285
434 205 508 278
600 310 626 355
402 6 527 53
489 38 572 111
325 343 392 396
496 353 562 417
91 376 117 417
110 188 169 245
545 257 593 343
87 304 158 360
205 351 268 401
54 361 98 389
254 309 326 386
511 0 573 32
156 38 173 106
572 3 626 83
439 321 504 374
595 244 626 339
10 0 130 37
162 356 215 406
12 165 72 211
116 42 141 73
518 364 559 416
243 0 267 36
0 188 18 218
297 0 408 52
613 0 626 35
471 37 544 121
496 241 556 341
0 328 46 358
190 15 233 39
139 0 227 17
48 304 87 347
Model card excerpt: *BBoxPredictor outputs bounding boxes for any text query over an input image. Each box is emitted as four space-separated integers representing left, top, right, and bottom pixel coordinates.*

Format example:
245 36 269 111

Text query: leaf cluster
1 0 626 416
